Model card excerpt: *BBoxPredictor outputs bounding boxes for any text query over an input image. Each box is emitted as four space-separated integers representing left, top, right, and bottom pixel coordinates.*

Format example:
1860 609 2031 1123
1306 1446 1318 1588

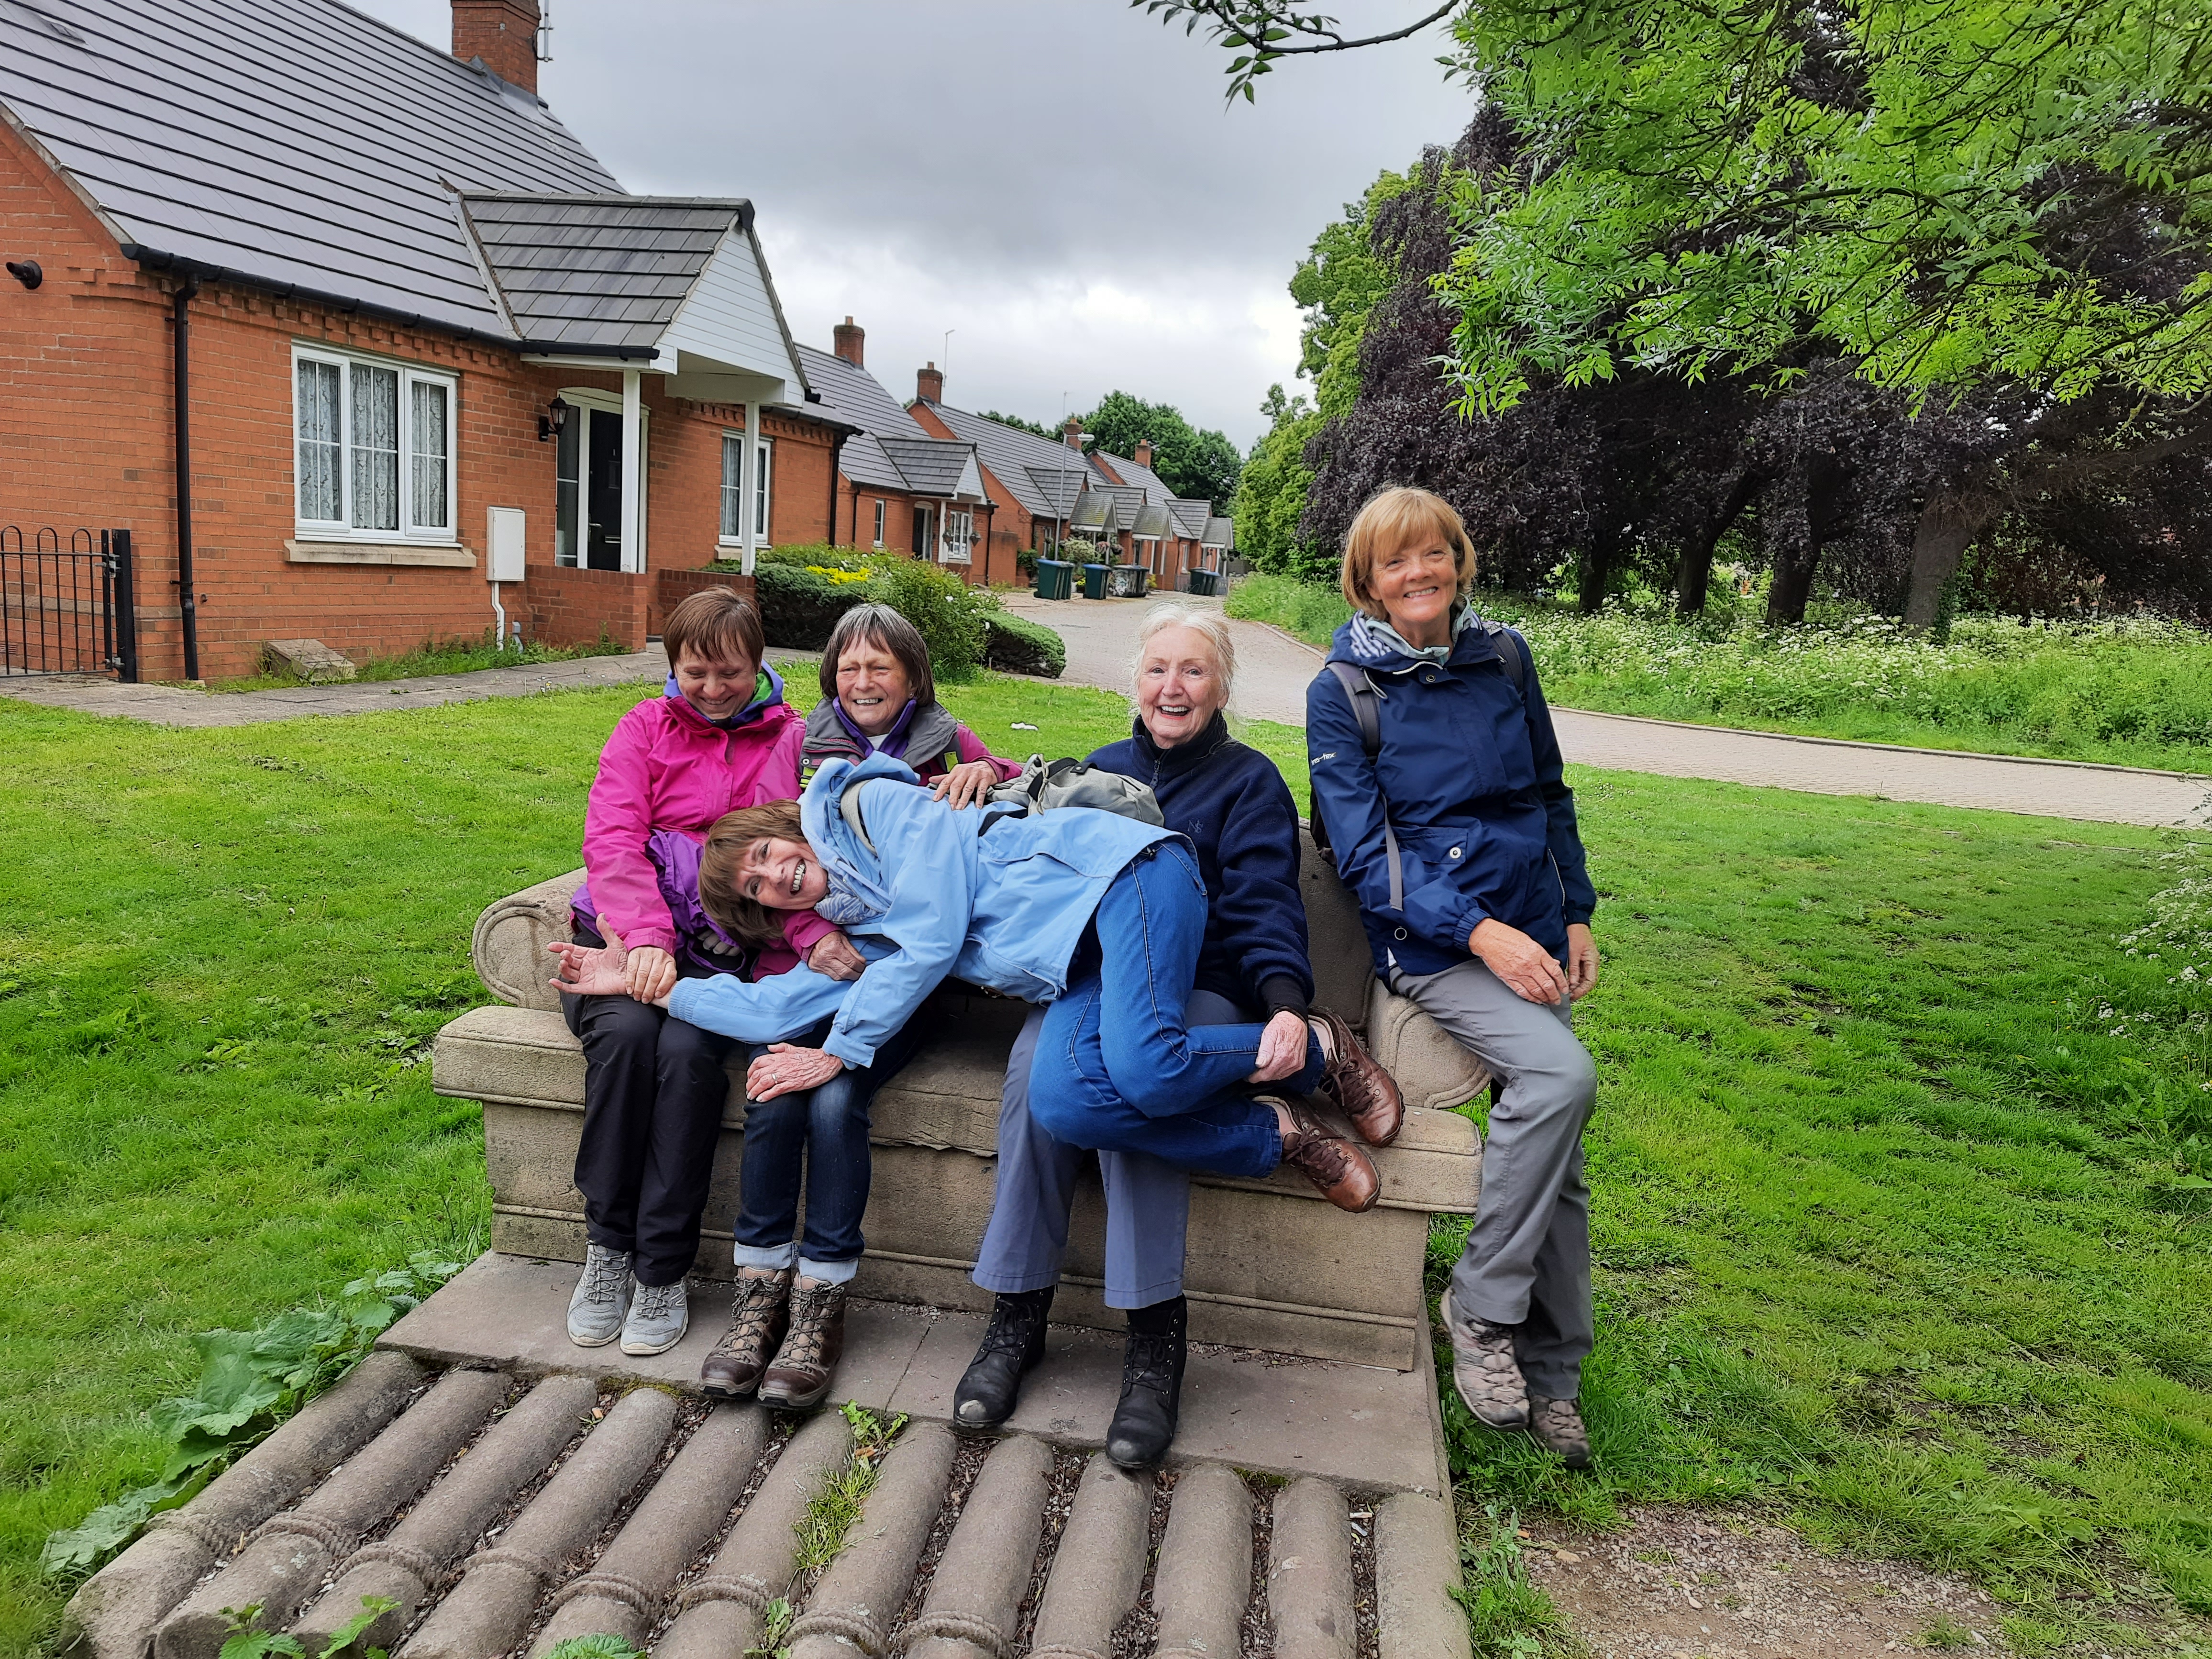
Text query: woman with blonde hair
1307 486 1603 1467
953 600 1402 1469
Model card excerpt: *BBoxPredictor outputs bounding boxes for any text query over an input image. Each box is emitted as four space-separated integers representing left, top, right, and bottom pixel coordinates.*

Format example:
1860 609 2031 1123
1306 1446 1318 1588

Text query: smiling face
1369 537 1461 647
835 640 915 737
674 645 760 722
733 836 828 912
1135 623 1228 749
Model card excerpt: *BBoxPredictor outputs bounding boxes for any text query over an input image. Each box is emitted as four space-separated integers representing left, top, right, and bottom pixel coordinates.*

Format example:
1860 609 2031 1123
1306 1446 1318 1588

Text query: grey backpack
985 754 1166 825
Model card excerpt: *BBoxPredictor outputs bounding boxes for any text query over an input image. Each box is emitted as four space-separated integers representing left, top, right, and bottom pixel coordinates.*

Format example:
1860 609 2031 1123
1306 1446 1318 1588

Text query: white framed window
720 433 773 545
940 506 973 565
292 344 456 539
872 499 886 548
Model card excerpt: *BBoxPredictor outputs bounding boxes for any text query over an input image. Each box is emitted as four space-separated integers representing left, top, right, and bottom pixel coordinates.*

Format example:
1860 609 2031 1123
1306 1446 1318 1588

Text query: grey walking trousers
971 989 1251 1310
1389 958 1598 1398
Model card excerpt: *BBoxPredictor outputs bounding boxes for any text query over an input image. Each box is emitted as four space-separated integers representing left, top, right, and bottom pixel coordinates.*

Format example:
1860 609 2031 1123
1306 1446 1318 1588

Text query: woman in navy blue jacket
955 603 1402 1470
1307 486 1603 1468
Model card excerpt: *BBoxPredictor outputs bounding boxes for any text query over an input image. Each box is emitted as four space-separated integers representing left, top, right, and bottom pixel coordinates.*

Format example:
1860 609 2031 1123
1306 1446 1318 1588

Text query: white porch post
619 368 643 573
741 400 761 575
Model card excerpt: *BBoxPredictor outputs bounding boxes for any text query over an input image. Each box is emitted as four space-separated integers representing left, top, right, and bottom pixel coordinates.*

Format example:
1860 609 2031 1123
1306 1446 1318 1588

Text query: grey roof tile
1095 450 1177 502
1132 503 1174 540
459 193 743 346
1069 488 1120 535
0 0 619 336
1169 499 1213 538
919 401 1095 519
796 344 929 442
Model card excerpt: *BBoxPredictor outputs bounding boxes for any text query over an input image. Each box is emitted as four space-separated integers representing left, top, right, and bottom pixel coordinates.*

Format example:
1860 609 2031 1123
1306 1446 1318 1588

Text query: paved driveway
1002 592 2212 829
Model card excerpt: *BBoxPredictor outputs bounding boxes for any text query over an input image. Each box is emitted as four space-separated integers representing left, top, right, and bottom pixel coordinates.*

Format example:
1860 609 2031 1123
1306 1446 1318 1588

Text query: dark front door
586 408 624 570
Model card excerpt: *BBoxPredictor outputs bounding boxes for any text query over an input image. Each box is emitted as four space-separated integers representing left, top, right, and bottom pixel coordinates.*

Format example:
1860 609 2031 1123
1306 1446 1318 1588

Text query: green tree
1291 166 1416 418
1080 391 1243 509
1234 384 1330 579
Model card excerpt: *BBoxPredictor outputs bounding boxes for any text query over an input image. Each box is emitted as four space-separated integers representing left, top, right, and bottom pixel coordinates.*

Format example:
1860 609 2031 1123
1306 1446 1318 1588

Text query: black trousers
562 930 738 1287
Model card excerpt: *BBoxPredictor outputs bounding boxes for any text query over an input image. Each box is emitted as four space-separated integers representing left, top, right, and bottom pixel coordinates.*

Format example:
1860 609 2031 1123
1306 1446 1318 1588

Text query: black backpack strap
1314 662 1402 911
1486 622 1528 695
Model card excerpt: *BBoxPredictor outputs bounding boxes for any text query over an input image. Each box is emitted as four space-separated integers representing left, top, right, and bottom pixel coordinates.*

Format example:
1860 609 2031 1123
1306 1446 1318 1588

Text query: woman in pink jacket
561 586 847 1358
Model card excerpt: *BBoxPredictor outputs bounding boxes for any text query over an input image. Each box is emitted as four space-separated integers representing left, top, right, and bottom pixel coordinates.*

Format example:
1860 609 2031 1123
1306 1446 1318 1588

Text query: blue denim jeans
974 990 1249 1309
1029 843 1322 1179
730 1014 926 1285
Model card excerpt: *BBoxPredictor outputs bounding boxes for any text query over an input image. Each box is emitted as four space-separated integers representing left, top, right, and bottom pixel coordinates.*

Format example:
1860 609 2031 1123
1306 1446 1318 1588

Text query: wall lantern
538 397 569 443
6 259 42 290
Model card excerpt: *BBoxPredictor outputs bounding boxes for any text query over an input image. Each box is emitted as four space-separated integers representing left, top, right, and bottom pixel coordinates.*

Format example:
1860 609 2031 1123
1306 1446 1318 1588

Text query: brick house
801 321 1000 583
908 376 1228 591
0 0 836 681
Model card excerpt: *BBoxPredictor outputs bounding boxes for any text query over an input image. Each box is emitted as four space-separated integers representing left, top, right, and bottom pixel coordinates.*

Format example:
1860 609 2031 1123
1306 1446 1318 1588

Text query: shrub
984 613 1065 678
1226 572 1354 648
753 563 863 649
870 557 986 681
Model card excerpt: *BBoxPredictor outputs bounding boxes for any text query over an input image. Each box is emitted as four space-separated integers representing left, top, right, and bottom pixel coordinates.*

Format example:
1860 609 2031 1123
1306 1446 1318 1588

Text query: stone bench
431 829 1487 1370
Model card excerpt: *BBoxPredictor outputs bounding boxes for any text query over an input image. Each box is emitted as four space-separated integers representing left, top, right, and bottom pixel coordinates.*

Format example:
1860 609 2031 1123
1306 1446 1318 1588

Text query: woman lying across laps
551 753 1398 1415
958 603 1403 1469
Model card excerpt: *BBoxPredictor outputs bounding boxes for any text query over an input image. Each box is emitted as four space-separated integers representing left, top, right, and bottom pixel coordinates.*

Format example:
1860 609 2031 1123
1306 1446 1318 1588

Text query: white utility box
486 507 526 583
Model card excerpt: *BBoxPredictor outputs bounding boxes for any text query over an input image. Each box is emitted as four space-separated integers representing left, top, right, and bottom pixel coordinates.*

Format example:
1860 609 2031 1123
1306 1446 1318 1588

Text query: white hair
1131 601 1238 711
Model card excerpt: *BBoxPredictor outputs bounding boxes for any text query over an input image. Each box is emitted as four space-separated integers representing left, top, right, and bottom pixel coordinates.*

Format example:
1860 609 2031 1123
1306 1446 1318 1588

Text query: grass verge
1226 572 2212 774
202 630 631 692
3 672 2207 1652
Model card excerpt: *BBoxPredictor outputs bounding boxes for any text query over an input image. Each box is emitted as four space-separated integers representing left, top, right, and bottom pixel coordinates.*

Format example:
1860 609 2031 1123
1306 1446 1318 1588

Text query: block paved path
1003 590 2212 828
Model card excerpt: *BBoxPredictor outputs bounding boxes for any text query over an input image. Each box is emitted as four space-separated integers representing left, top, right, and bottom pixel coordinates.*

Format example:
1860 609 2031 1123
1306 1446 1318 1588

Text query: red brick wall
650 568 756 638
1 120 836 678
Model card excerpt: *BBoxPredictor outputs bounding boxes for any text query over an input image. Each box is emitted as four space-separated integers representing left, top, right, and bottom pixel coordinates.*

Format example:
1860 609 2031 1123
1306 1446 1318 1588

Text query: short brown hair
1339 487 1477 621
664 586 765 673
820 602 935 709
698 798 808 947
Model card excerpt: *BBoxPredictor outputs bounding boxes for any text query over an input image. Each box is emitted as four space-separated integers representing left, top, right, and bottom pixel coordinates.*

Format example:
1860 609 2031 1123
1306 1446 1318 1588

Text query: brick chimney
453 0 541 93
1063 417 1084 450
917 362 944 403
833 316 864 367
1134 438 1155 469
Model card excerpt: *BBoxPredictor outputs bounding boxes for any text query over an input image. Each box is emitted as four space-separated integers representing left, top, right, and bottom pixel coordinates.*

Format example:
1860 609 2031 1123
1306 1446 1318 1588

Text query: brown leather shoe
700 1267 791 1400
759 1277 848 1410
1309 1006 1404 1146
1271 1095 1380 1212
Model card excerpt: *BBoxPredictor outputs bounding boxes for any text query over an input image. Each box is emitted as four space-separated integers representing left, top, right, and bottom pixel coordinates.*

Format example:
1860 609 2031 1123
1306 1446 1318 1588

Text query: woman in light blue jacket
550 752 1387 1411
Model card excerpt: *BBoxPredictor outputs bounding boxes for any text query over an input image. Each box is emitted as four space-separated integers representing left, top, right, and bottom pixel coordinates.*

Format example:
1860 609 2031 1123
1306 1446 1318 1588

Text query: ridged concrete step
62 1358 1472 1659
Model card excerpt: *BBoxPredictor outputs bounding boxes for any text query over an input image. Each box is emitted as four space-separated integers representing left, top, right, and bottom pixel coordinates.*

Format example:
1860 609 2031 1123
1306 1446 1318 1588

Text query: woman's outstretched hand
747 1042 846 1101
549 917 673 1006
1470 918 1571 1006
1248 1008 1312 1083
1565 923 1600 1001
807 930 868 981
930 758 1001 809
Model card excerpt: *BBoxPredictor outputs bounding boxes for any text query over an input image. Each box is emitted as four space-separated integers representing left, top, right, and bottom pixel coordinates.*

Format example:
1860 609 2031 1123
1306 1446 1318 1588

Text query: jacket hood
662 663 787 731
1326 611 1508 675
804 696 961 764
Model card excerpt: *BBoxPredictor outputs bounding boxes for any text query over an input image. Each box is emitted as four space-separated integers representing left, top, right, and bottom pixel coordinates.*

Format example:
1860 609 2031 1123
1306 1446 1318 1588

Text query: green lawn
1226 572 2212 775
2 672 2208 1654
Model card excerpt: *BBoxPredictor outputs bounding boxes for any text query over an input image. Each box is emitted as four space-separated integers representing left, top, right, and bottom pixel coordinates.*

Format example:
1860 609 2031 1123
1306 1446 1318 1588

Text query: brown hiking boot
1271 1095 1380 1212
759 1276 848 1411
1438 1295 1528 1429
1528 1394 1593 1468
1309 1006 1404 1146
700 1268 791 1400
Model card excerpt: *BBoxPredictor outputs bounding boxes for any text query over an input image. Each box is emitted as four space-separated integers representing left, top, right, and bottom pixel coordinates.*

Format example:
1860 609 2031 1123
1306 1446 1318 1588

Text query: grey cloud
354 0 1473 443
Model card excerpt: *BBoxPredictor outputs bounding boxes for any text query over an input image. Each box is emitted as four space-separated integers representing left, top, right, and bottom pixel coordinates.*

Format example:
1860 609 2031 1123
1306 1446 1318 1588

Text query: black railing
0 526 139 681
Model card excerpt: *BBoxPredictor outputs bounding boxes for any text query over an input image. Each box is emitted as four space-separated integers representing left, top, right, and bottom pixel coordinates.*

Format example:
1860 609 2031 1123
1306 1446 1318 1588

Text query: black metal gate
0 526 139 681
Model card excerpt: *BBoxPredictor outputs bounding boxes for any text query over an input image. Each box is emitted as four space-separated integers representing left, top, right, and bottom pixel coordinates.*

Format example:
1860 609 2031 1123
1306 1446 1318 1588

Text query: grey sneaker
1439 1295 1528 1429
567 1244 633 1347
1528 1394 1593 1468
621 1276 691 1356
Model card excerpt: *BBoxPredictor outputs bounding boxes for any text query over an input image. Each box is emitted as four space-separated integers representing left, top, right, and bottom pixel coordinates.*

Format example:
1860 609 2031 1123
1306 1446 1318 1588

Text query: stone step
66 1358 1470 1659
380 1251 1454 1497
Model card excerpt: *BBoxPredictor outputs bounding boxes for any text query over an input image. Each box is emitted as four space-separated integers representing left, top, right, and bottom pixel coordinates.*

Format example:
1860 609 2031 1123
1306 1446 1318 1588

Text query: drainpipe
827 430 845 548
171 276 202 681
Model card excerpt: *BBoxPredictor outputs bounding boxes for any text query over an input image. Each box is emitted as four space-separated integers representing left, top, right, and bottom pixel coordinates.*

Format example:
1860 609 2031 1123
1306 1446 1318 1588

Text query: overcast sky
356 0 1473 449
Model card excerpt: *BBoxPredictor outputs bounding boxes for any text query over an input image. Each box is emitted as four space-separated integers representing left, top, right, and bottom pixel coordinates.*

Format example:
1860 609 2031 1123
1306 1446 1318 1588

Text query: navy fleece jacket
1087 713 1314 1017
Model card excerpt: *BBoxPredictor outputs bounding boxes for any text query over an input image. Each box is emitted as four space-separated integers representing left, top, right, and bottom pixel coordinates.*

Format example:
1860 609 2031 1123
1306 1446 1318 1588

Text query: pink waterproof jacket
576 668 833 972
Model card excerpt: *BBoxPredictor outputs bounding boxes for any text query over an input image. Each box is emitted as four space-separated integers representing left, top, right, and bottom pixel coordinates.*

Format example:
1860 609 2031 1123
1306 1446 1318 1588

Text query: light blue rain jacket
664 752 1175 1067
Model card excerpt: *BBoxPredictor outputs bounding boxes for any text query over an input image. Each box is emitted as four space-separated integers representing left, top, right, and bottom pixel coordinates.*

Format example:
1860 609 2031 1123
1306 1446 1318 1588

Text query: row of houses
0 0 1234 683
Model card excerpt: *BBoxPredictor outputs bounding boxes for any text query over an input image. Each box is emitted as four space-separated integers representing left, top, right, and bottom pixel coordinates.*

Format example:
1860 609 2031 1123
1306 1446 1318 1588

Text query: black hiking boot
953 1287 1055 1429
1106 1295 1187 1469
